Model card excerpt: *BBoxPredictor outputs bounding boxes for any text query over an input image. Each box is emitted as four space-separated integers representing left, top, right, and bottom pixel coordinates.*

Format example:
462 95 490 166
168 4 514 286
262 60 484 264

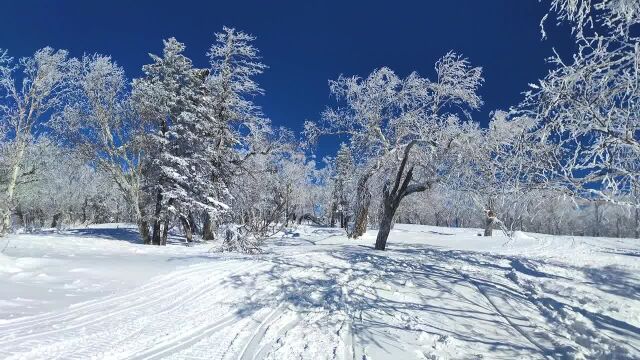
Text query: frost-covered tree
457 110 542 236
330 143 355 228
134 38 227 245
202 26 269 239
224 133 327 252
306 52 484 249
0 48 77 234
62 54 152 242
207 26 267 149
525 0 640 207
14 142 125 229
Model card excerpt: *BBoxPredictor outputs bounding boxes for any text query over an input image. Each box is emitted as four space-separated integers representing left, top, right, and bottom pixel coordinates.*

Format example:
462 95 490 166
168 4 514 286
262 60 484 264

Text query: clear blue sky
0 0 573 158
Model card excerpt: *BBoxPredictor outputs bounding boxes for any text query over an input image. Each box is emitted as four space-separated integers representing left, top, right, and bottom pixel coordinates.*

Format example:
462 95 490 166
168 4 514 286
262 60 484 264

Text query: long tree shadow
62 227 141 243
583 265 640 301
217 245 571 358
213 239 640 358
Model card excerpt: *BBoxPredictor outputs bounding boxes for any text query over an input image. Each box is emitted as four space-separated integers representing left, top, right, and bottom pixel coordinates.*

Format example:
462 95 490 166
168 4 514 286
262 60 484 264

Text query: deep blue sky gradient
0 0 574 158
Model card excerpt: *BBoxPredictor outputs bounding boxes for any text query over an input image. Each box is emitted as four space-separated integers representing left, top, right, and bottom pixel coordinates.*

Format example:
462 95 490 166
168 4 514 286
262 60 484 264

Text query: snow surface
0 223 639 359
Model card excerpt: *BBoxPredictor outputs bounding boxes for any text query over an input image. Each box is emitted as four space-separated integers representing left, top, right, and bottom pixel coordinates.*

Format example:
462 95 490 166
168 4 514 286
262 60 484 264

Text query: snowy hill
0 224 639 359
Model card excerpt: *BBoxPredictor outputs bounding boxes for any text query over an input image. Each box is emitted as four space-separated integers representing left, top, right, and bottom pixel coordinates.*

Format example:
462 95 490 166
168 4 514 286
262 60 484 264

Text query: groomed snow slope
0 224 639 359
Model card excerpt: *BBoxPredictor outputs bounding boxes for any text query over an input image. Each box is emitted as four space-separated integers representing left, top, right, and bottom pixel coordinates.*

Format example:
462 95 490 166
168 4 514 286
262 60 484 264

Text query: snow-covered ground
0 224 638 359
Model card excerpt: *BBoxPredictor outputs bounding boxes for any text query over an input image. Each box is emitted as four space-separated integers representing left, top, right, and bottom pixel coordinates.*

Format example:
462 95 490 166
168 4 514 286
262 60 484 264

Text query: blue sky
0 0 573 158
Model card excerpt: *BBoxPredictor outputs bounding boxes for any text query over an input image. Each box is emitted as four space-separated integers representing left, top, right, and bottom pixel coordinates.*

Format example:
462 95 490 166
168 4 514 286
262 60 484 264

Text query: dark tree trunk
138 220 151 245
341 208 349 230
375 202 396 250
51 213 62 228
151 189 163 245
203 212 216 240
374 141 427 251
180 215 193 243
188 211 197 236
82 198 89 223
161 218 169 246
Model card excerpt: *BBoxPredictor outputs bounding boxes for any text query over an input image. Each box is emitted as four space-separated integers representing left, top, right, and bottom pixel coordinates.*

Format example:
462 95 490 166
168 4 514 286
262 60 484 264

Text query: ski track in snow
1 224 639 359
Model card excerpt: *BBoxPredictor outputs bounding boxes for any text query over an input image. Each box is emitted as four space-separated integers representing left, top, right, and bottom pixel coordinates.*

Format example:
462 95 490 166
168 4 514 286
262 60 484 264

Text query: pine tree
133 38 227 245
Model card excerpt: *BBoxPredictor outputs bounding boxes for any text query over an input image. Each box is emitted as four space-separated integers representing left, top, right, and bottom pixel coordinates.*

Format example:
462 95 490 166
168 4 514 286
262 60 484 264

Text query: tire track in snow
237 302 287 360
0 260 234 334
1 260 270 360
132 314 240 360
128 262 281 359
251 313 300 360
3 261 266 359
0 260 252 344
145 254 321 360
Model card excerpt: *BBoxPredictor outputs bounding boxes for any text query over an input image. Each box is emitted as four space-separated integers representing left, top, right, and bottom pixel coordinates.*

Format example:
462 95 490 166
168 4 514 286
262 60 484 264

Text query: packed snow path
0 225 639 359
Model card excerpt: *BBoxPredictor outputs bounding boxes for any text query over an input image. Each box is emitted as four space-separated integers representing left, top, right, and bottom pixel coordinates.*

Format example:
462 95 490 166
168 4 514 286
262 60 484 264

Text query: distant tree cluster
0 0 638 250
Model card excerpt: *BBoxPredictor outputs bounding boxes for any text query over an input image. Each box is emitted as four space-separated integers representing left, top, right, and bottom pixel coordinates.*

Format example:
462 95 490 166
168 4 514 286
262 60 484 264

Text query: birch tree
0 48 77 234
525 0 640 207
63 54 152 243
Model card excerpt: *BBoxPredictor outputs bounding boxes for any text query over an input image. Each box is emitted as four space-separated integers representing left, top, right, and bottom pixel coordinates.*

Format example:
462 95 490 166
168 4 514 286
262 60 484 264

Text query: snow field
0 224 638 359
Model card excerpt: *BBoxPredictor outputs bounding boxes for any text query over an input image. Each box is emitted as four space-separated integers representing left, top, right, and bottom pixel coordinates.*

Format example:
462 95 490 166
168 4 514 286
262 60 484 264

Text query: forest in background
0 0 638 251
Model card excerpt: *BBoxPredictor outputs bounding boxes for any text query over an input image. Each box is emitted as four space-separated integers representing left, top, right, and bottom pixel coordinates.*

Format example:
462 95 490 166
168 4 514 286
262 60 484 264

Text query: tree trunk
329 202 337 227
81 198 89 223
203 212 216 240
180 215 193 243
351 200 370 238
51 213 62 228
373 141 427 250
1 142 27 235
484 210 495 237
161 218 170 246
349 175 371 238
151 189 163 245
188 211 197 236
375 202 395 250
138 219 151 245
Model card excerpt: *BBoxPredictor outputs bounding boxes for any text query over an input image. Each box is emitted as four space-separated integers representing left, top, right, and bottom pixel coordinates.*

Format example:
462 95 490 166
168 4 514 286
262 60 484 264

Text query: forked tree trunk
374 141 427 251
